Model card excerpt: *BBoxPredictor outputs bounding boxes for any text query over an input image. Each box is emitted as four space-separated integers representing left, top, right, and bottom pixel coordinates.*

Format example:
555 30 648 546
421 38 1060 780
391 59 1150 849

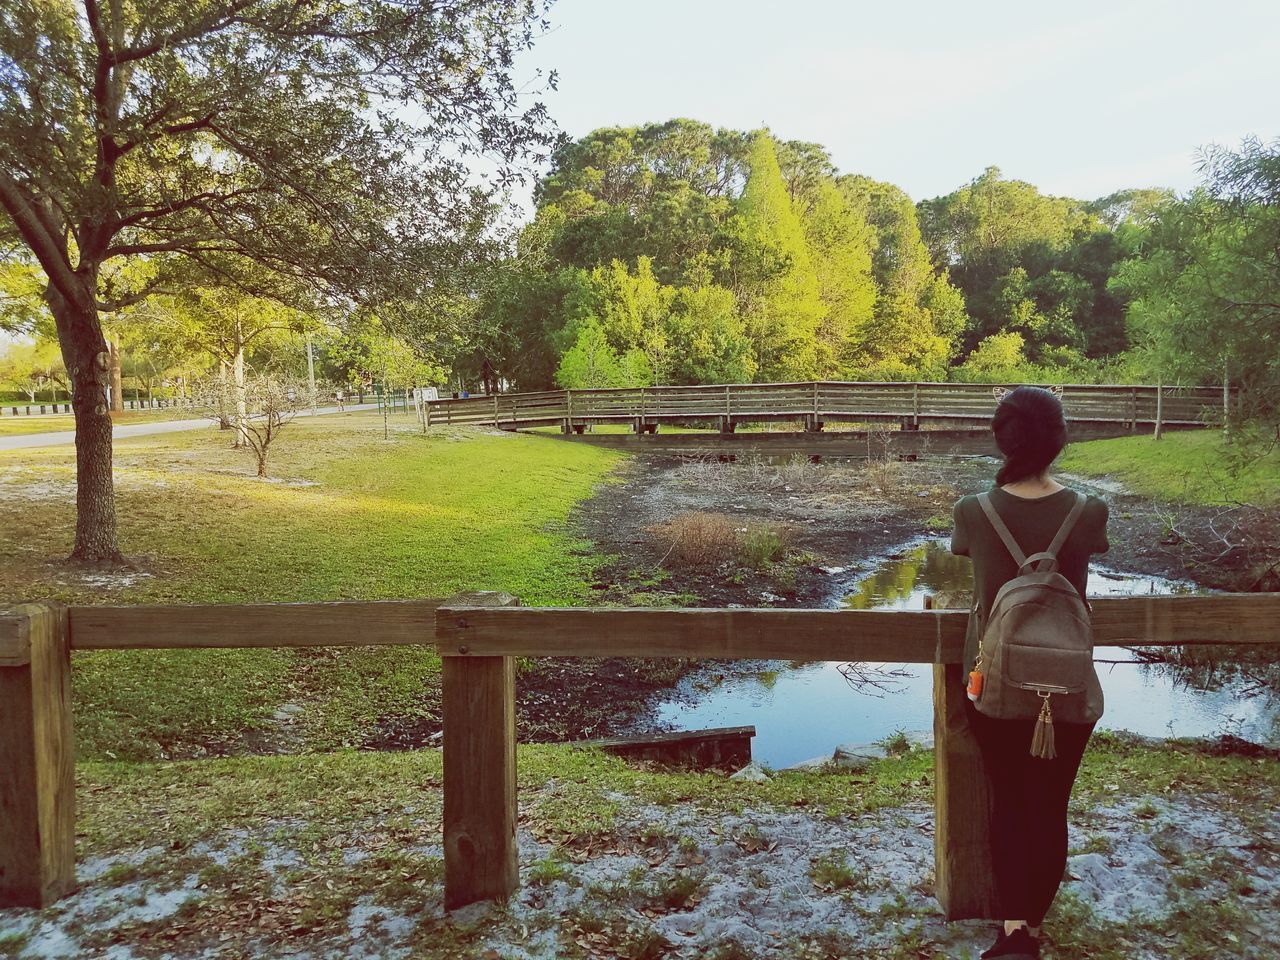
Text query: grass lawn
1060 429 1280 506
0 414 623 760
0 407 204 436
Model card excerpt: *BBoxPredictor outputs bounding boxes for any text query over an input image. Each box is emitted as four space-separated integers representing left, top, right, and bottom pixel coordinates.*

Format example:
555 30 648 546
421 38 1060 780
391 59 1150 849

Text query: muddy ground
501 450 1280 747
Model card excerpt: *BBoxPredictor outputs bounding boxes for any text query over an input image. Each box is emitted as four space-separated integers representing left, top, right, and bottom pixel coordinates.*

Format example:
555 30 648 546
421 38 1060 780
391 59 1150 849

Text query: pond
655 540 1279 769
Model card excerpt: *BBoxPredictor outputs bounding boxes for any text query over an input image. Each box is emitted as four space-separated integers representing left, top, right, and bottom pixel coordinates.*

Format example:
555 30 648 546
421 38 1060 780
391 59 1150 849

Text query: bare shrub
194 374 303 478
647 512 741 568
861 458 906 495
647 512 796 571
679 455 829 496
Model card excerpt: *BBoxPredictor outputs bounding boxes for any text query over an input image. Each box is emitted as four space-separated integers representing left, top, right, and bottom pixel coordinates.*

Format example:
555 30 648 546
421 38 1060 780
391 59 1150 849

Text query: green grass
0 414 623 760
1060 429 1280 506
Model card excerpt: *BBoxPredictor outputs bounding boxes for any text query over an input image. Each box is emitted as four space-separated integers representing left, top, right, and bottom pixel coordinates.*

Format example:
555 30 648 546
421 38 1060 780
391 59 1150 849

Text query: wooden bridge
3 593 1276 919
424 381 1227 435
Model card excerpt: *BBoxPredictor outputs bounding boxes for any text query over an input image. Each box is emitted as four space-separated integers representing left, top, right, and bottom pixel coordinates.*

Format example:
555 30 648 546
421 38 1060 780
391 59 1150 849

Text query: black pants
965 699 1095 927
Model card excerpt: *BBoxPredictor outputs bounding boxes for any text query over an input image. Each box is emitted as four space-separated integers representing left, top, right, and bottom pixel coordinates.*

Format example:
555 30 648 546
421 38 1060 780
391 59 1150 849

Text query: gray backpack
969 491 1104 758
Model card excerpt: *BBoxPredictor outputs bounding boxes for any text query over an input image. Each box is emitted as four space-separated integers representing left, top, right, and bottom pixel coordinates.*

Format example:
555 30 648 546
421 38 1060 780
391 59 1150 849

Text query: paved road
0 404 379 451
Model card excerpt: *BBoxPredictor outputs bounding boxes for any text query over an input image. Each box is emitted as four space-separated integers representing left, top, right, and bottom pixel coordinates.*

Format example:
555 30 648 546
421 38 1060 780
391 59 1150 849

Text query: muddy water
655 540 1279 768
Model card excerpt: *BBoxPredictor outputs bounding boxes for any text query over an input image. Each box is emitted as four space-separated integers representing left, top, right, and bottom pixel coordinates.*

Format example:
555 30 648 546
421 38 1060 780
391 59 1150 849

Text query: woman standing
951 386 1110 959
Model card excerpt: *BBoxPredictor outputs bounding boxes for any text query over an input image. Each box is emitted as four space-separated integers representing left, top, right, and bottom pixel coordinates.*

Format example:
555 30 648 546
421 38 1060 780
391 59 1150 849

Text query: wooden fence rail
424 381 1230 434
2 594 1277 917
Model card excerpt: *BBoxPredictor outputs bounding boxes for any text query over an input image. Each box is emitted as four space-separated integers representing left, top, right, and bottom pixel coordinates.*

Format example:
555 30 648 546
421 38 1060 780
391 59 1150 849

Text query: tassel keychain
1031 692 1057 760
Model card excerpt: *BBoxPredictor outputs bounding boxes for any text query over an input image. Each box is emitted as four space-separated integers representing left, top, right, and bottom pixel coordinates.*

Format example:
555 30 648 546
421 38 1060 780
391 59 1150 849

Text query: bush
738 523 789 568
646 512 741 568
646 512 792 570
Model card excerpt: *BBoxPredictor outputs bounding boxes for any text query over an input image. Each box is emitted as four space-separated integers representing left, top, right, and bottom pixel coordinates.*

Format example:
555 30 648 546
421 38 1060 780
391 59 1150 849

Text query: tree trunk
109 340 123 413
47 281 124 565
217 362 231 429
233 330 247 449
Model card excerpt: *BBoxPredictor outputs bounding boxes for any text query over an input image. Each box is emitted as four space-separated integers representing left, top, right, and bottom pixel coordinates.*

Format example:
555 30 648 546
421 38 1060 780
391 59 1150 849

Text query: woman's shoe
980 929 1008 958
993 927 1041 959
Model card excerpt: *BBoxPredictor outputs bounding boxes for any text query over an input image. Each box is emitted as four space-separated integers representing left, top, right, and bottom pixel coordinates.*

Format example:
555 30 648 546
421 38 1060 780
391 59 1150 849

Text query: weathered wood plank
443 593 519 911
0 605 75 908
436 596 1280 660
68 600 441 650
0 608 32 665
438 607 967 661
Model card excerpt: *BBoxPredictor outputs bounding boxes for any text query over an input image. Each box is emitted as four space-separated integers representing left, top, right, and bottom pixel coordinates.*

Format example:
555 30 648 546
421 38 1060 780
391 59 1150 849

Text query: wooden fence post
0 604 75 908
441 592 520 911
928 596 1000 920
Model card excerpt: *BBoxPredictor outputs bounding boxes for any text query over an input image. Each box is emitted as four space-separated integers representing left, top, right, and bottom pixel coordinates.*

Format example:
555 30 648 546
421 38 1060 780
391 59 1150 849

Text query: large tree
1111 138 1280 428
0 0 557 563
734 132 824 380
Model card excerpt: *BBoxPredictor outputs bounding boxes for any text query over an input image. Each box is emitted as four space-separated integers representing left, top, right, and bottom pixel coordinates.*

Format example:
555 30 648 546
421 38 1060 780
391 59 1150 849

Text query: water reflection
655 540 1277 768
840 540 1200 612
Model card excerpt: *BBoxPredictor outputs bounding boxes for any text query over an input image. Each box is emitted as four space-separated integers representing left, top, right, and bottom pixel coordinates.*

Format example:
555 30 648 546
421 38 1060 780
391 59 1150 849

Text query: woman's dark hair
992 386 1068 485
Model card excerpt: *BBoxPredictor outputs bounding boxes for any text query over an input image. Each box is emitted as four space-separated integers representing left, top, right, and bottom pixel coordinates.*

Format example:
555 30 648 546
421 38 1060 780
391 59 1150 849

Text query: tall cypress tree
735 133 825 380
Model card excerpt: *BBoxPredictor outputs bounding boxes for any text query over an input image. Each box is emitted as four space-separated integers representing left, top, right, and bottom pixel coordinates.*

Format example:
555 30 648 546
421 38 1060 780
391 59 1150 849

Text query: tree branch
0 172 83 306
112 0 262 65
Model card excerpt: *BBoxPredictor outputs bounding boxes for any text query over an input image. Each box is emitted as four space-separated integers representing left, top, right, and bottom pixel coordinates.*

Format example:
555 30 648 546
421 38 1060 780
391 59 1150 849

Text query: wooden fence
424 382 1228 433
2 594 1277 917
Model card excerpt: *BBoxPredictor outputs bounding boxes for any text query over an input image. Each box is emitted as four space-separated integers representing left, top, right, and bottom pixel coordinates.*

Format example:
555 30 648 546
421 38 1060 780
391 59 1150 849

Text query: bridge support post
719 417 736 434
805 415 824 432
930 593 1000 919
441 592 520 911
0 604 75 909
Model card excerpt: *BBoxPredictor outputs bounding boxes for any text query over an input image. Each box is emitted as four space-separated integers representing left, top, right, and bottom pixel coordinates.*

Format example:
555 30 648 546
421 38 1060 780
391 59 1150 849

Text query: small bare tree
196 375 303 478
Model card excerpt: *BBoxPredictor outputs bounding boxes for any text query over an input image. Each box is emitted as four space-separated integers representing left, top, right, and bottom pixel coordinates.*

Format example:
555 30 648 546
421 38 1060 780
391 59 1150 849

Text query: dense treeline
5 123 1279 430
472 121 1171 392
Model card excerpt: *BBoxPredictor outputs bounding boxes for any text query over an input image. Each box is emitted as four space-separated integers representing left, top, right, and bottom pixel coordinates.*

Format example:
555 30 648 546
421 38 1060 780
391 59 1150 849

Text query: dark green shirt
951 486 1110 679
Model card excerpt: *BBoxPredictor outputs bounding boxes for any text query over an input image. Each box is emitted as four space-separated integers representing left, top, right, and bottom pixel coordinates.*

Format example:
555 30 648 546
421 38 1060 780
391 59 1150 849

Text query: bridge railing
2 594 1275 916
424 381 1228 431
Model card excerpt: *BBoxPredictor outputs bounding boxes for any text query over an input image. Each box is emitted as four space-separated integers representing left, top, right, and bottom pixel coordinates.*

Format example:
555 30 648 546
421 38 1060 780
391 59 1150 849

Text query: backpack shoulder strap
1018 493 1087 573
1045 492 1088 558
976 493 1027 569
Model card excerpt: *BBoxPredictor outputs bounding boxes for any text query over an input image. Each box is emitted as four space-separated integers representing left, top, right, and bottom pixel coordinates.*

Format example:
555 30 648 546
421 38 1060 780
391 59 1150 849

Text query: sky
508 0 1280 210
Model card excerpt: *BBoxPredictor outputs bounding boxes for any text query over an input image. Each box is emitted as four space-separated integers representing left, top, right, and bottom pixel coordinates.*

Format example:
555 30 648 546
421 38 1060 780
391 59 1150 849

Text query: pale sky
510 0 1280 208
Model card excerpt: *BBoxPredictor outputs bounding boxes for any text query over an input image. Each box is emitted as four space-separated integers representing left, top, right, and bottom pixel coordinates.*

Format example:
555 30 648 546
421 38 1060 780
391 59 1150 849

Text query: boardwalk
424 381 1226 434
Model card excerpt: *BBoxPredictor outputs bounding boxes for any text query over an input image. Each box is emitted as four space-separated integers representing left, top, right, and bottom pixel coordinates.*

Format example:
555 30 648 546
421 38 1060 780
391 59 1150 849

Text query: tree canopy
0 0 559 562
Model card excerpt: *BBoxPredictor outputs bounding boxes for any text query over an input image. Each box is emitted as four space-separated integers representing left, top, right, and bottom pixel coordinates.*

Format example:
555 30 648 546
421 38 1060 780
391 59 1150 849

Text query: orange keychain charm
966 670 984 701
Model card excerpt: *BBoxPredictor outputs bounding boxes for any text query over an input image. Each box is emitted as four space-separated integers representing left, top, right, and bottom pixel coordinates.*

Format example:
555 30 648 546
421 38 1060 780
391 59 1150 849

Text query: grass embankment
0 407 204 436
0 733 1266 959
0 415 622 760
1060 429 1280 506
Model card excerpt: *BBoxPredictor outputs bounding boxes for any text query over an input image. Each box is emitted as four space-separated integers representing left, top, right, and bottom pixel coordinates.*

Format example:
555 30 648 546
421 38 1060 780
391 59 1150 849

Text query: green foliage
555 318 651 388
734 132 825 380
839 176 962 378
488 123 970 387
920 166 1129 362
0 336 67 401
665 284 756 384
791 174 878 375
0 261 48 334
738 523 788 569
1109 138 1280 428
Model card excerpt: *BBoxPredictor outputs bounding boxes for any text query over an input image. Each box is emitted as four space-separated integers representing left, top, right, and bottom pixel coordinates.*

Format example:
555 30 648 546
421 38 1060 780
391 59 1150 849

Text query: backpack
967 491 1104 758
